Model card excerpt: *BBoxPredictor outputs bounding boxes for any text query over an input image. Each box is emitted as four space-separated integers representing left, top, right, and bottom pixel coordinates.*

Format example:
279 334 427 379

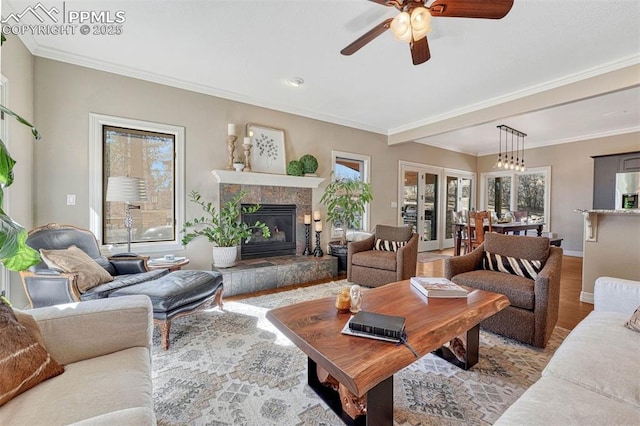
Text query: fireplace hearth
241 204 296 259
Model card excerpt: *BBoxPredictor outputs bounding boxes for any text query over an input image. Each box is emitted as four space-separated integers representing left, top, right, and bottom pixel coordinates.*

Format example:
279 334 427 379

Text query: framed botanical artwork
246 124 286 174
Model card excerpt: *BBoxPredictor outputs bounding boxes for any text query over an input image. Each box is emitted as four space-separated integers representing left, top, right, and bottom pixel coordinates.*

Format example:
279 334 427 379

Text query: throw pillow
40 245 113 293
374 238 407 252
482 251 543 280
0 299 64 407
625 306 640 333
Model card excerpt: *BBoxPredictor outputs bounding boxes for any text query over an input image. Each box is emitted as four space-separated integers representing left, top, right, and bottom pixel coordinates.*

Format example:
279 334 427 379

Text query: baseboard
580 291 594 304
563 250 583 257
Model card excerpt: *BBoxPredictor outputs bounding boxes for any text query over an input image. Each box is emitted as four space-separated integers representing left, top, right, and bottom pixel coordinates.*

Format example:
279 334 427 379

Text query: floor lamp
106 176 147 255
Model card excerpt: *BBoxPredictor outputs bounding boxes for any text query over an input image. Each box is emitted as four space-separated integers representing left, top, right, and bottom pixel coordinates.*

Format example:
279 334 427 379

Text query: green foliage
299 154 318 174
181 190 271 247
0 104 42 271
320 177 373 245
286 160 304 176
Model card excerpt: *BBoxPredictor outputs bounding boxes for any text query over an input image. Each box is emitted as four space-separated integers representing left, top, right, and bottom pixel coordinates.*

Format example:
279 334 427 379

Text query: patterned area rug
152 280 568 425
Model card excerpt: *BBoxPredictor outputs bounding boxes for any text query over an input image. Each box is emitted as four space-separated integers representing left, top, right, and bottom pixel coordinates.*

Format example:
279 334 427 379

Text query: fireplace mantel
212 170 324 188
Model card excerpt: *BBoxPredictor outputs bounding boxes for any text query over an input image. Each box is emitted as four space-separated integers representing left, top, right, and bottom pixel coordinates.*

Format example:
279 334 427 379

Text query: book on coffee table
341 311 406 343
410 276 469 298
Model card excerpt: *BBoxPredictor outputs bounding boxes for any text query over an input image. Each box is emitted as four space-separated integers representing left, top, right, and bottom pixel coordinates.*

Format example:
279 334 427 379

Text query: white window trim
330 150 371 239
89 113 185 254
479 166 552 231
0 74 10 299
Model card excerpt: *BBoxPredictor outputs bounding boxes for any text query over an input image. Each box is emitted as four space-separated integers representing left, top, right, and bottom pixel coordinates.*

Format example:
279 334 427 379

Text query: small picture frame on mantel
246 123 286 174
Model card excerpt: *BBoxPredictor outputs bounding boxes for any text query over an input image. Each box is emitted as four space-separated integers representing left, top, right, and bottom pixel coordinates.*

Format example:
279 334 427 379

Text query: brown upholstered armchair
347 225 418 288
445 232 563 348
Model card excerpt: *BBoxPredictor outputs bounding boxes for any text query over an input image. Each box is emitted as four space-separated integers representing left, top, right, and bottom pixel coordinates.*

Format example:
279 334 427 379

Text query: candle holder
243 142 252 172
303 223 311 255
226 135 237 170
313 229 324 257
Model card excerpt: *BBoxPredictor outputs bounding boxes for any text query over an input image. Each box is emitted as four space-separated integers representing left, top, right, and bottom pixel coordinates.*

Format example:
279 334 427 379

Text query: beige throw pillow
40 245 113 293
625 306 640 333
0 300 64 407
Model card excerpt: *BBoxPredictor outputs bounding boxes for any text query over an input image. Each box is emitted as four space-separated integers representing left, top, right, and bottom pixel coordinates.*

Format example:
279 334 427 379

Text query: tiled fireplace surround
214 171 338 296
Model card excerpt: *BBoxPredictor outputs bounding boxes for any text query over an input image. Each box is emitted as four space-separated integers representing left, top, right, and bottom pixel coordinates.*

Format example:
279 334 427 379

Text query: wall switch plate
391 201 398 208
66 194 76 205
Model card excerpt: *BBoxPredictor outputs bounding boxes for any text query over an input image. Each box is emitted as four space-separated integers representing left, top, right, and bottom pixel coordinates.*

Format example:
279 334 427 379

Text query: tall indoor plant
320 177 373 271
181 190 270 268
0 104 41 272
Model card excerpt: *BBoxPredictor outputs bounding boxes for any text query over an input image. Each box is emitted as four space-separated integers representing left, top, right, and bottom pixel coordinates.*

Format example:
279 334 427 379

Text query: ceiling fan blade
410 36 431 65
341 18 393 56
429 0 514 19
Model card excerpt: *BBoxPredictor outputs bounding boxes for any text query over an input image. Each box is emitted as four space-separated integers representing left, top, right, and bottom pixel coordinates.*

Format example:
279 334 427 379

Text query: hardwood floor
226 251 593 331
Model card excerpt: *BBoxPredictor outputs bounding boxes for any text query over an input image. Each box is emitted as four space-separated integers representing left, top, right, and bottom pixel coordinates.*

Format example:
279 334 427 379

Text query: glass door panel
443 173 474 248
401 171 418 234
421 173 439 251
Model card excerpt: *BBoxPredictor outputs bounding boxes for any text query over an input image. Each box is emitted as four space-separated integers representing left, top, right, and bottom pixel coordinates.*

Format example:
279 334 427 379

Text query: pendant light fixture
495 125 527 172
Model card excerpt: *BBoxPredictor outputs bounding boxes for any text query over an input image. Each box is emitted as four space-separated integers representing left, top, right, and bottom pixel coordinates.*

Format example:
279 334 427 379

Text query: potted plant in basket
181 190 271 268
320 177 373 271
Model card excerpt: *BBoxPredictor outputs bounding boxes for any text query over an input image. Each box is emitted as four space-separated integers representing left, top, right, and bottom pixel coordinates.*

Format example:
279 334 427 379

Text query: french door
400 164 441 252
443 172 473 249
399 162 475 251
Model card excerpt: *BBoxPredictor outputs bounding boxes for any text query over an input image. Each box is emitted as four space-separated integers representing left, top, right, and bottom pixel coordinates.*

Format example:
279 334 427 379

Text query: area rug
417 251 451 263
151 280 568 425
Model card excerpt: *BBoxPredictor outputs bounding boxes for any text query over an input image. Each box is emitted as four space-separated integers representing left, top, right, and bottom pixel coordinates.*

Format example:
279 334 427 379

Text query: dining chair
512 210 529 234
467 210 492 252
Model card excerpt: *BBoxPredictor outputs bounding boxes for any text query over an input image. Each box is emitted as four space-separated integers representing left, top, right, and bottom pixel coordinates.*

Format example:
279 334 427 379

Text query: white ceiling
4 0 640 155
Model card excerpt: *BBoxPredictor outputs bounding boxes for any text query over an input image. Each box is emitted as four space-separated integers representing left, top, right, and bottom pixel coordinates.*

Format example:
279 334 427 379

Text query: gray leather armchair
20 223 168 308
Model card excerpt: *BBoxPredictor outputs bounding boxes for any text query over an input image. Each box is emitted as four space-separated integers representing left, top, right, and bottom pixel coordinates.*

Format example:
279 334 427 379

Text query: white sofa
0 295 156 425
496 276 640 425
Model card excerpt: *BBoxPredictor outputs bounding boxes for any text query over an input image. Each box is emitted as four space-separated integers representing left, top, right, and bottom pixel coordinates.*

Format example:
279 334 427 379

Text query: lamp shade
106 176 147 202
391 12 412 42
410 7 431 41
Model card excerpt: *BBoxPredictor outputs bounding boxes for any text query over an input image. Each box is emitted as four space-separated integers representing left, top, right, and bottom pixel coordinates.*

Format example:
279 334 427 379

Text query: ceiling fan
341 0 514 65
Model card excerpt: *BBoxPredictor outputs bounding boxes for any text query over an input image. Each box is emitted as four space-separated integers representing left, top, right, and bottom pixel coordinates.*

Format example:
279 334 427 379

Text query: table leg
433 324 480 370
454 227 462 256
536 225 543 236
307 358 393 426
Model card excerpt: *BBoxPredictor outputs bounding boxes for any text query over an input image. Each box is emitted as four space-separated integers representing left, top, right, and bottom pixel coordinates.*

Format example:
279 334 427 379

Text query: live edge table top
266 280 510 398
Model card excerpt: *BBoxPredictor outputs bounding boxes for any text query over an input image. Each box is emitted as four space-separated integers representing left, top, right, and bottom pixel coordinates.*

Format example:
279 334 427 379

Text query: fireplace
241 204 297 259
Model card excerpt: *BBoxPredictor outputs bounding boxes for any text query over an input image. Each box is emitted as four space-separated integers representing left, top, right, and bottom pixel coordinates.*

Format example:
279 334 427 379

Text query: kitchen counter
577 209 640 303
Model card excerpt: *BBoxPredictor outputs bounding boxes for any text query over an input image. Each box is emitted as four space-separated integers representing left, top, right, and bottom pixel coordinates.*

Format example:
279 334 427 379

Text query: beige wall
1 35 35 308
31 57 476 273
477 133 640 253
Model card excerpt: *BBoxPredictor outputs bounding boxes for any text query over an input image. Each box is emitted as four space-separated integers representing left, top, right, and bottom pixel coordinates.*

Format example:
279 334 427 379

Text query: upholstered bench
110 270 224 349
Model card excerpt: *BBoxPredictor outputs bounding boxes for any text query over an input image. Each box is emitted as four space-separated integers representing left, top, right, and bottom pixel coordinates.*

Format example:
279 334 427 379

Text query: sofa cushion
351 250 397 271
451 270 535 310
543 311 640 408
482 251 543 280
625 306 640 332
40 245 114 292
0 346 153 425
374 225 413 243
0 300 64 408
483 232 549 262
495 375 640 425
374 238 407 252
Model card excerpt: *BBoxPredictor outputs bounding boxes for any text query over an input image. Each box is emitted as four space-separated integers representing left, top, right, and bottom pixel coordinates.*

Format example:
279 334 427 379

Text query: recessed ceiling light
287 77 304 87
603 110 627 117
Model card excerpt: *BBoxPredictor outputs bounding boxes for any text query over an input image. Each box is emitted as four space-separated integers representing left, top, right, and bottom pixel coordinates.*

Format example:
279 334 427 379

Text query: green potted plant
181 190 270 268
320 177 373 271
0 105 41 272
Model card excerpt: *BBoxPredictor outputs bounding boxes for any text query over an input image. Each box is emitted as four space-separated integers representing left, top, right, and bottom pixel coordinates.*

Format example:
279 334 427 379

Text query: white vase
212 246 237 268
233 163 244 172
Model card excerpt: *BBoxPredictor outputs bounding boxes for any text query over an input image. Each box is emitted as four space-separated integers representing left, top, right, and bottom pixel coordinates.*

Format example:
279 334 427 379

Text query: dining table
453 221 545 256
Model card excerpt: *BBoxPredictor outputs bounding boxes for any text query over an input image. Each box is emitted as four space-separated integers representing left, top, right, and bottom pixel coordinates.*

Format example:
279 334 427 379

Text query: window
90 114 185 253
330 150 371 237
480 167 551 228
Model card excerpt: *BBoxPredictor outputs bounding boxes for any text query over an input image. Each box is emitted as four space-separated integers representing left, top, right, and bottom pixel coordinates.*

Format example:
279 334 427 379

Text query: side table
147 258 190 272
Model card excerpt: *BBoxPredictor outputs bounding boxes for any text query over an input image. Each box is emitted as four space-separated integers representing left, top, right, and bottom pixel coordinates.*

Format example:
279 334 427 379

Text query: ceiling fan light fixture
410 7 431 41
390 12 412 42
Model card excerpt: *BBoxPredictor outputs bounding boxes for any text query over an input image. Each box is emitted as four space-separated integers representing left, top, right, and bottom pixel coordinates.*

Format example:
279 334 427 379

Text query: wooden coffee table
266 280 509 425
